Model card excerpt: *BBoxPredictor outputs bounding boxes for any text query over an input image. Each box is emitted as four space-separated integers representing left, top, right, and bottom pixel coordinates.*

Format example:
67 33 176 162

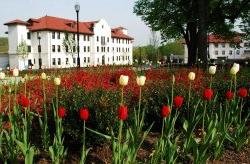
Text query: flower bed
0 65 249 163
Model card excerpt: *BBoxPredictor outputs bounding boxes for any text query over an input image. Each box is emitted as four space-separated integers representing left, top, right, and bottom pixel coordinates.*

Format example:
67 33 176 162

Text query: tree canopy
134 0 250 65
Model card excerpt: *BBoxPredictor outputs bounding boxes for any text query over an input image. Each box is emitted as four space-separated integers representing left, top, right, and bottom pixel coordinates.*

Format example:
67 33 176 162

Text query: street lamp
75 3 80 68
38 32 42 69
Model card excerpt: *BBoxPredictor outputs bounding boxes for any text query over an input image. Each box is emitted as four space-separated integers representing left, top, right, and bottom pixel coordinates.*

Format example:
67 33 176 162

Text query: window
87 36 90 41
88 57 90 63
222 50 225 55
52 32 55 39
87 46 90 52
27 46 31 52
84 57 86 63
112 56 114 61
214 43 218 48
52 58 56 65
73 46 76 52
73 58 76 64
97 36 99 42
84 46 86 52
97 46 99 52
122 56 124 61
244 42 250 47
122 39 124 44
57 32 60 39
58 58 61 65
215 50 218 55
236 50 240 55
27 32 31 39
97 58 99 63
57 45 61 52
83 35 86 41
221 43 225 48
112 47 114 52
65 45 68 52
122 48 124 52
73 34 75 40
229 50 233 55
38 45 41 53
66 58 69 64
52 45 55 52
119 56 121 61
112 38 114 43
107 47 109 52
107 37 109 43
34 58 36 64
116 56 118 61
101 36 105 45
244 50 250 54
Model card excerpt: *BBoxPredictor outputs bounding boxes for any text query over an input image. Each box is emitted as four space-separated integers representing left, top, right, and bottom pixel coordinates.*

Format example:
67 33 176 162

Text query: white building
183 35 250 63
4 16 133 70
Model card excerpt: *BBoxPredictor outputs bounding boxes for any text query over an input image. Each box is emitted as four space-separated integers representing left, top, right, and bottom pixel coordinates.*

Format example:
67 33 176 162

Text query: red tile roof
111 28 133 40
208 35 241 43
4 16 133 40
4 19 29 26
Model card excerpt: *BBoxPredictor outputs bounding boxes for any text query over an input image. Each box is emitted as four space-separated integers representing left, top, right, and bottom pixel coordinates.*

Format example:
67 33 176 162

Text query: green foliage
16 39 28 58
0 37 8 53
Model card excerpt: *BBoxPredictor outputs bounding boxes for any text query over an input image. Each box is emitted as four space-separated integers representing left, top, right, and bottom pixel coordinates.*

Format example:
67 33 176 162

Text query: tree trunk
197 0 208 66
186 22 198 66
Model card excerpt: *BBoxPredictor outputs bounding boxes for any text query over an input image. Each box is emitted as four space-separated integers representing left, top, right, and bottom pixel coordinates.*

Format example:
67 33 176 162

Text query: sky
0 0 152 46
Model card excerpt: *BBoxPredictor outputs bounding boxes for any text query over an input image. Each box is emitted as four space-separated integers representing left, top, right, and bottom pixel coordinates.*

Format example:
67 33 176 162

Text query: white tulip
119 75 129 86
13 68 19 77
0 72 5 80
41 72 47 80
230 66 239 75
209 66 216 75
232 63 240 72
54 77 61 86
136 76 146 86
188 72 196 81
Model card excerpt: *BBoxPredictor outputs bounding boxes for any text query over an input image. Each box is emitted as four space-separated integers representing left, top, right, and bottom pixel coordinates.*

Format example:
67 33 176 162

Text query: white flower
188 72 195 81
209 66 216 75
119 75 129 86
41 72 47 80
54 77 61 86
20 78 25 83
230 63 240 75
13 68 19 77
0 72 5 80
136 76 146 86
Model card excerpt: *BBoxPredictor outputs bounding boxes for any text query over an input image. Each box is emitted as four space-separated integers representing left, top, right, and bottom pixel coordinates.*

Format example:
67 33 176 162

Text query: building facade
4 16 133 70
183 35 250 63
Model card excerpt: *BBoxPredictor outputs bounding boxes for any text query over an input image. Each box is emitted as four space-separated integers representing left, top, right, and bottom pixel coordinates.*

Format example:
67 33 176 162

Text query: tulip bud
119 75 129 86
136 76 146 86
230 65 239 75
13 68 19 77
209 66 216 75
0 72 5 80
188 72 195 81
233 63 240 71
54 77 61 86
41 72 47 80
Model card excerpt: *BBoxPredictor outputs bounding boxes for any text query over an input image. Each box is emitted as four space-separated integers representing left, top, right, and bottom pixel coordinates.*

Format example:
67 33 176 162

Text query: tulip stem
118 120 123 163
209 75 213 89
234 75 237 99
202 102 207 135
187 81 192 113
161 118 165 139
121 87 124 105
138 87 142 123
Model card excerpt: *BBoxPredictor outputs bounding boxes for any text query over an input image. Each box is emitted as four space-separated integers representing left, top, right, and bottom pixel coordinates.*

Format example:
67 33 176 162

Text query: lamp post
75 3 80 68
38 33 42 69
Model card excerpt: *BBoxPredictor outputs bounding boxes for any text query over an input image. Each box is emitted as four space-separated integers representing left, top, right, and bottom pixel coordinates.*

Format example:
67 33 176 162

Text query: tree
149 30 160 63
62 32 76 66
16 39 28 69
134 0 250 66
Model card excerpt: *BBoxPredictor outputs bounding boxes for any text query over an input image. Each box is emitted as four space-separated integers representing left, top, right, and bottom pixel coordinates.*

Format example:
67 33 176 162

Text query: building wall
7 19 133 69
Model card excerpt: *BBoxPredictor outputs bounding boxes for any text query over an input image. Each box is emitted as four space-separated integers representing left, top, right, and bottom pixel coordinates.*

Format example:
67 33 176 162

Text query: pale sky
0 0 151 46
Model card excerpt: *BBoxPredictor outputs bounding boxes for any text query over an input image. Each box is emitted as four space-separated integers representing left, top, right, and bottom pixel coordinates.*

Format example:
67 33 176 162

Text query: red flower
20 95 29 108
58 107 66 118
225 90 234 101
118 105 128 121
174 96 184 108
238 87 248 98
161 105 171 118
79 108 89 121
203 88 213 101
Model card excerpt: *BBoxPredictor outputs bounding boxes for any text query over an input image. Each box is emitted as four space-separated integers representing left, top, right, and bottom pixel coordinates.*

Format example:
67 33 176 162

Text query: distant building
183 35 250 63
4 16 133 70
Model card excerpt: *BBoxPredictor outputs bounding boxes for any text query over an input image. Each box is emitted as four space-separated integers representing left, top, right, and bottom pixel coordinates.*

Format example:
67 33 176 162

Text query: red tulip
58 107 66 118
238 87 248 98
20 95 29 108
118 105 128 121
80 108 89 121
225 90 234 101
161 105 171 118
174 96 184 108
203 88 213 101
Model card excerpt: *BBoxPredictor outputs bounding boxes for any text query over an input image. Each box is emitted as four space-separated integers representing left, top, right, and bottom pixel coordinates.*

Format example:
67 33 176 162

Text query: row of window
214 50 240 55
214 43 250 48
27 32 131 45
